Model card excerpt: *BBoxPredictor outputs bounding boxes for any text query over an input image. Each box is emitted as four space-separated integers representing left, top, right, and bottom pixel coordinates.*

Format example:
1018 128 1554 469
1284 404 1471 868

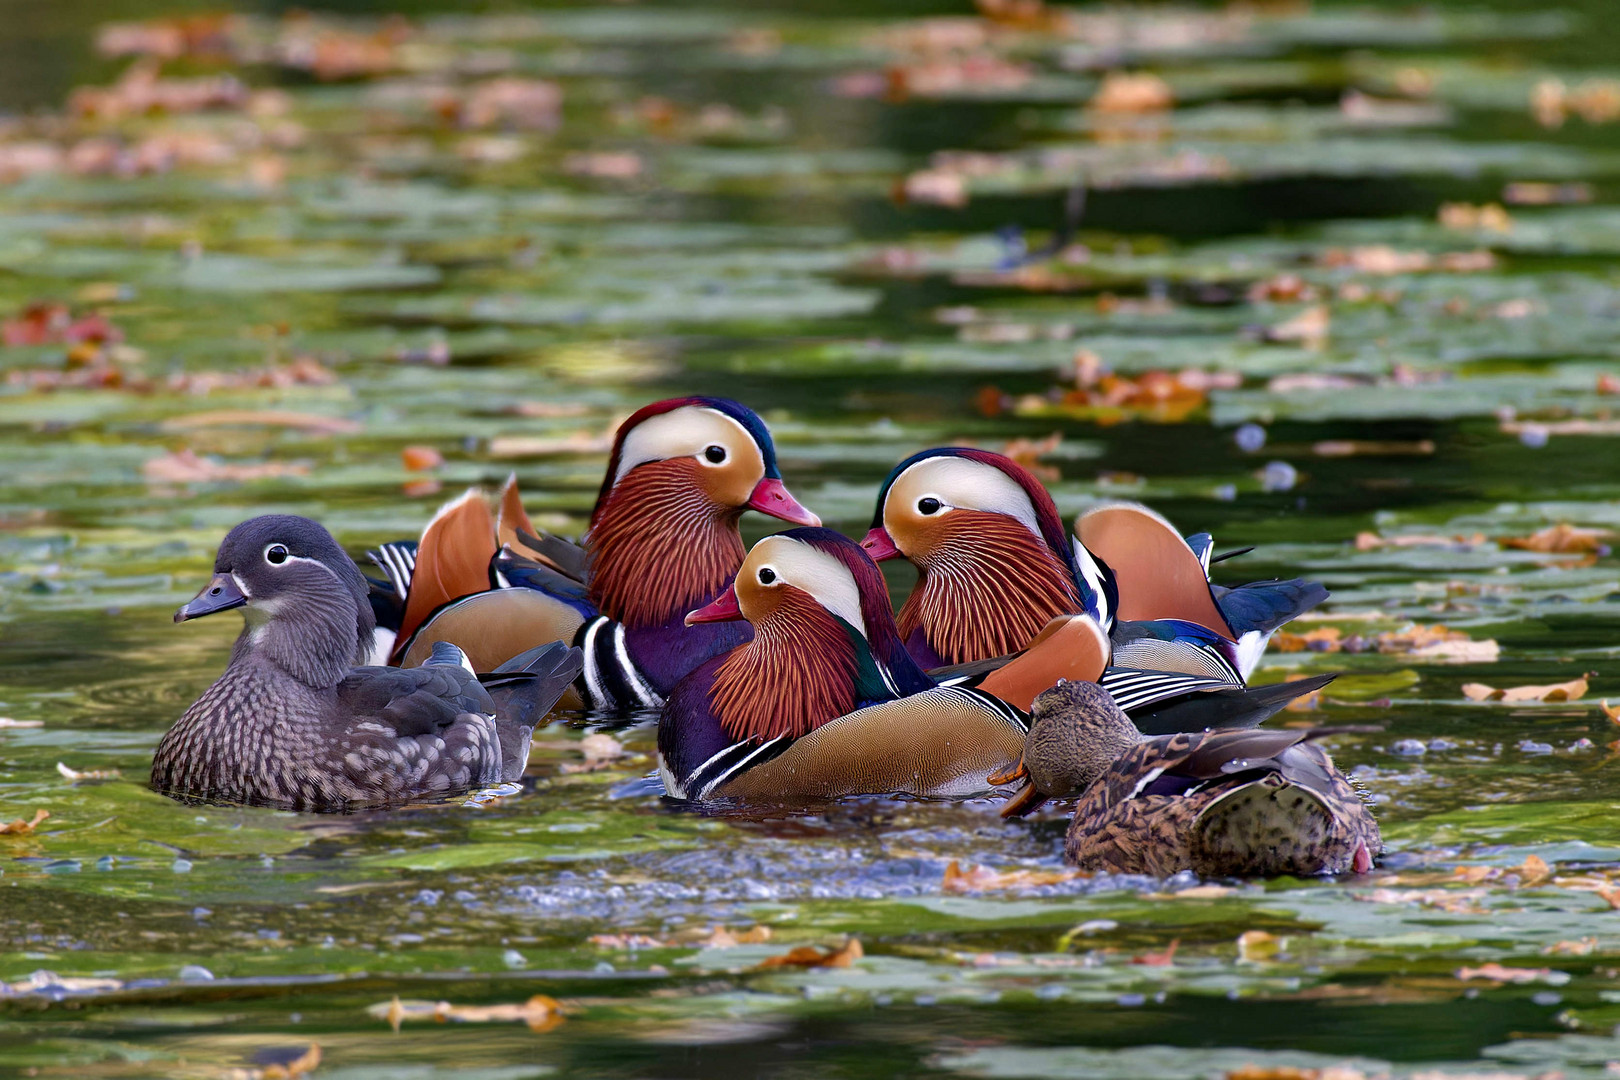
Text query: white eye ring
757 565 778 585
264 544 289 565
702 444 728 466
916 494 946 515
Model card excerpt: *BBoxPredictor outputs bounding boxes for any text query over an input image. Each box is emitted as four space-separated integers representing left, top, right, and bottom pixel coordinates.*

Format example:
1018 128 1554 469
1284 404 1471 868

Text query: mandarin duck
997 679 1379 876
860 448 1329 729
658 527 1114 804
152 516 582 812
368 397 820 712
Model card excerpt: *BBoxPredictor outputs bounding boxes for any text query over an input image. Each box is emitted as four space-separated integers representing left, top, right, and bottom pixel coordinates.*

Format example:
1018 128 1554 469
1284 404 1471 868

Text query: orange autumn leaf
1131 939 1178 966
160 409 361 434
755 938 863 970
1500 523 1614 554
401 445 443 471
1601 700 1620 726
143 449 311 485
1227 1068 1372 1080
1454 963 1556 984
1462 674 1591 702
1090 71 1173 114
258 1044 321 1079
1517 854 1552 885
942 859 1084 893
0 809 48 835
371 994 564 1033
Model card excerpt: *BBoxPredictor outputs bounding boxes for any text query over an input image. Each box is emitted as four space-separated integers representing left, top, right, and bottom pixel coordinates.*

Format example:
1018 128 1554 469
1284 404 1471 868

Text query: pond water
2 0 1620 1076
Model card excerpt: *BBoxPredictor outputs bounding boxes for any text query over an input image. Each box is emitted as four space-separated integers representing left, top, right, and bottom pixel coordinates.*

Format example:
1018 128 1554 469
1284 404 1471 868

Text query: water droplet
1234 423 1267 452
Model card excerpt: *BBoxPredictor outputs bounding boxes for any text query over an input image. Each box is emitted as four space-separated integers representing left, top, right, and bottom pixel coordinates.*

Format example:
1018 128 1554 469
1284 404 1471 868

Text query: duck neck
587 459 746 629
899 511 1081 665
232 591 368 691
707 592 864 743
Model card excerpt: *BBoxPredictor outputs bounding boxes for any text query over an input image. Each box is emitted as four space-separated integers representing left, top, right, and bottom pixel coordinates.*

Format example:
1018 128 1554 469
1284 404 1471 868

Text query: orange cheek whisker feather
708 590 859 743
586 458 747 629
898 511 1080 665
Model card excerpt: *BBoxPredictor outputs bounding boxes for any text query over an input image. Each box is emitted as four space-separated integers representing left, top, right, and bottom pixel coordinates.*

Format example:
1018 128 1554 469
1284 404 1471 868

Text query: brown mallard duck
996 679 1379 877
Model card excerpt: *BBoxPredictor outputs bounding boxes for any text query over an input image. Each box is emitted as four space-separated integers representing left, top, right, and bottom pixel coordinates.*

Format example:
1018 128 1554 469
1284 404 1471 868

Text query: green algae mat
4 0 1620 1076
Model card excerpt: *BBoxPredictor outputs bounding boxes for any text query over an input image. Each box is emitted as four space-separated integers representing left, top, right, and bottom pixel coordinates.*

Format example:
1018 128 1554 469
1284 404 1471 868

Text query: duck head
685 527 933 743
860 448 1111 665
587 397 819 628
176 515 375 689
998 677 1139 818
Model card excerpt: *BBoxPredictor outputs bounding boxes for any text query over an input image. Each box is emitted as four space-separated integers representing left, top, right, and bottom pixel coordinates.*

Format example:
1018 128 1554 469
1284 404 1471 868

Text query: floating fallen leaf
1313 440 1434 458
401 445 443 471
589 933 669 950
1355 888 1489 914
1090 71 1173 114
0 809 49 835
368 994 563 1032
57 762 120 782
1131 939 1178 966
1143 884 1235 900
1517 854 1552 885
563 151 643 179
1500 523 1613 554
1263 304 1330 348
1462 674 1591 703
1601 700 1620 726
900 167 968 208
160 409 361 434
1438 201 1513 232
1236 930 1280 962
246 1043 322 1080
1454 963 1559 984
558 733 632 774
1542 937 1597 956
0 718 43 728
1354 532 1486 551
143 450 311 485
942 859 1084 892
1502 180 1593 205
488 430 615 458
697 924 773 948
754 938 863 970
1409 638 1500 663
1227 1067 1371 1080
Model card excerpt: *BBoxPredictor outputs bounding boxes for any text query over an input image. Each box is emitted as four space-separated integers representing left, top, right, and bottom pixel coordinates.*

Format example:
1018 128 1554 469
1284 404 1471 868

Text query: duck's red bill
685 589 743 625
746 477 820 527
859 526 901 561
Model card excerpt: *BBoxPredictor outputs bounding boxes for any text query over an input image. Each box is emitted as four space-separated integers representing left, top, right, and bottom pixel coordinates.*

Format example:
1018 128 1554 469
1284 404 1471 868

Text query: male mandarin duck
153 515 581 812
996 679 1379 877
657 527 1115 804
859 448 1329 728
367 397 820 711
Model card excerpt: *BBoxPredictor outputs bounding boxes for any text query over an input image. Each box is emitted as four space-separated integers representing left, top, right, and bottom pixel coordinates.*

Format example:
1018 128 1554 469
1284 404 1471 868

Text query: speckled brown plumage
153 516 580 813
1016 680 1380 877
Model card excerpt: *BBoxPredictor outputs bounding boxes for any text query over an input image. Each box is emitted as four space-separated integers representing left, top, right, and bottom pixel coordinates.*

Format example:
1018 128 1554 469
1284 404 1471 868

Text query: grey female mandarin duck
152 515 581 812
367 396 820 712
859 448 1332 730
995 679 1379 877
658 528 1113 804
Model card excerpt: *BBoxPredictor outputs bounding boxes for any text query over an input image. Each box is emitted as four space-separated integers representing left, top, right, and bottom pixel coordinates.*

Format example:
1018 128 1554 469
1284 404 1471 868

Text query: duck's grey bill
175 573 247 623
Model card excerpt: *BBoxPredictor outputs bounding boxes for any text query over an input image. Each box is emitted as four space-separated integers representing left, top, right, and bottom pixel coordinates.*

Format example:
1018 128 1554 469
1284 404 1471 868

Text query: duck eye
703 444 727 465
917 497 943 515
757 566 777 585
265 544 289 565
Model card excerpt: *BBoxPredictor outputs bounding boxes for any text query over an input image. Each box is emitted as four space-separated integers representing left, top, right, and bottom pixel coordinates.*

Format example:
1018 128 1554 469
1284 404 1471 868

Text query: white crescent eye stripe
886 457 1043 540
